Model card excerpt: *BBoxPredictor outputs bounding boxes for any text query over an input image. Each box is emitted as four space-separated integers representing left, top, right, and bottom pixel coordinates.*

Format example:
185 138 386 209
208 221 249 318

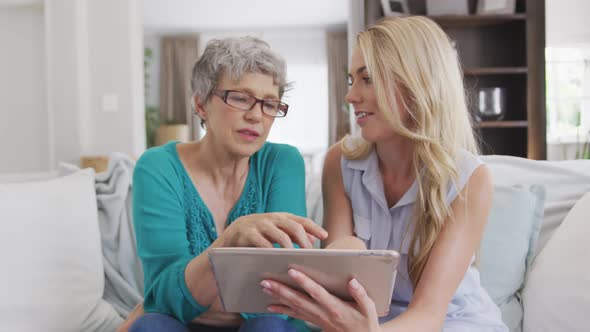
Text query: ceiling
142 0 349 33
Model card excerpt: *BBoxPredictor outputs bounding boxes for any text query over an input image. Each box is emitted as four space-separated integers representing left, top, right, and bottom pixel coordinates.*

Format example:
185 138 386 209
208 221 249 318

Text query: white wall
0 3 48 172
49 0 145 164
143 0 347 32
85 0 145 157
0 0 145 172
546 0 590 46
45 0 86 166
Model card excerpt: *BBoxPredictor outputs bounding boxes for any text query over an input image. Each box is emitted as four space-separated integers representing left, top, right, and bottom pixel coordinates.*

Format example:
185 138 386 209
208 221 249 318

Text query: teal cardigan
133 141 308 327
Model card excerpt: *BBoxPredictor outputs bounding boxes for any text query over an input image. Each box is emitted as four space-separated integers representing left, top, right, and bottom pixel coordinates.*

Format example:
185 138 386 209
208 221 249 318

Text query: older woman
125 37 327 332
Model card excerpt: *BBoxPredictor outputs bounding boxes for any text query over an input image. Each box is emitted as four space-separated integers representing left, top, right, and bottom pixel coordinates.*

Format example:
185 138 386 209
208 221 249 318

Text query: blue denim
129 313 192 332
238 316 298 332
129 313 298 332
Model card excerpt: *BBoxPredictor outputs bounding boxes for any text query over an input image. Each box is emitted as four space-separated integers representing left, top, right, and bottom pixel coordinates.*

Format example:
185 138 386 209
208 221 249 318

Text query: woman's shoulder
324 142 344 172
137 142 178 168
446 148 487 202
455 148 484 177
134 142 183 183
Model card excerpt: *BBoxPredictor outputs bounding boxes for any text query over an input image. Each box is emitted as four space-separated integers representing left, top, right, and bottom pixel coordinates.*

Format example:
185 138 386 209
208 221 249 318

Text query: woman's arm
133 152 221 323
321 144 366 250
381 164 494 332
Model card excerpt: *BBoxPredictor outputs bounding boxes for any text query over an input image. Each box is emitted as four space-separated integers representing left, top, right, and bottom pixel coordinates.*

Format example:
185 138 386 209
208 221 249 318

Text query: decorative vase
155 124 189 146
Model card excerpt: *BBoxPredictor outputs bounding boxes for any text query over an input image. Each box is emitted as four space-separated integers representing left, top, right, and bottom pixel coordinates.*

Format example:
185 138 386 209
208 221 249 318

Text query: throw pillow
522 191 590 332
483 155 590 257
0 170 122 331
479 184 546 332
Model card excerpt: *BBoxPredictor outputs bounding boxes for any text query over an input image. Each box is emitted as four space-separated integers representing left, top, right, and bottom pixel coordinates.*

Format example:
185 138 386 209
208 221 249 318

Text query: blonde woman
259 17 508 332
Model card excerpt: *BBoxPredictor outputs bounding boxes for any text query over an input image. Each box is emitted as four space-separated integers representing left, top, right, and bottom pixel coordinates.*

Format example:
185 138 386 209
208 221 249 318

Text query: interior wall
0 4 48 172
85 0 145 158
546 0 590 46
0 0 146 172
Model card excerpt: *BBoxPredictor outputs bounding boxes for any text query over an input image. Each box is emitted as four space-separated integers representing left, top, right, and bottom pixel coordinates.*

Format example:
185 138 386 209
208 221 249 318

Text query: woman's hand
261 269 381 332
216 213 328 249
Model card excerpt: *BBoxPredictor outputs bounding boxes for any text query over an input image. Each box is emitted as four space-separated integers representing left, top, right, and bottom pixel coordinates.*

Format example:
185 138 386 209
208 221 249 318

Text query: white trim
129 0 146 156
75 0 91 156
43 0 55 170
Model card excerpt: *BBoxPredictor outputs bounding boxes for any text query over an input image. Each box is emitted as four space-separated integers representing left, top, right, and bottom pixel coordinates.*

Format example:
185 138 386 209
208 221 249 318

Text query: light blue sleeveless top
341 146 508 331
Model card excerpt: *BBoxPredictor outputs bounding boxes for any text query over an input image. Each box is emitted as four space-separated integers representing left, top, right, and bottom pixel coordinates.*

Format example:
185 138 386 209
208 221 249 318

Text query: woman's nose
345 86 361 104
244 101 263 122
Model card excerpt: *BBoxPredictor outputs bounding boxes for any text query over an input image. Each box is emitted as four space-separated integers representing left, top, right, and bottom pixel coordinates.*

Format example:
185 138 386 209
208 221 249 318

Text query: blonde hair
342 16 478 286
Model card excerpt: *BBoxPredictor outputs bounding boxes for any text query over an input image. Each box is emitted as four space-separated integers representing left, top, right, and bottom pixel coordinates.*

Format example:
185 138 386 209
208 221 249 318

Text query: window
546 47 590 144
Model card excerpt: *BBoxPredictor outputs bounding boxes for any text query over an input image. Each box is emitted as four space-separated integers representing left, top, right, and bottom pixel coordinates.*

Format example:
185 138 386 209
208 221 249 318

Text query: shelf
477 121 528 128
464 67 528 75
428 14 527 28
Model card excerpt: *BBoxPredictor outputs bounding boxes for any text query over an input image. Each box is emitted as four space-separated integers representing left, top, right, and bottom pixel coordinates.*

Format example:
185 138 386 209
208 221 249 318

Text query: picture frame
476 0 516 15
426 0 469 16
380 0 410 17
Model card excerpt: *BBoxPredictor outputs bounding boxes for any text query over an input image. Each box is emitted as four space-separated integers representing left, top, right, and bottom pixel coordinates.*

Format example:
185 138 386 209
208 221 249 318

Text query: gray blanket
94 153 144 318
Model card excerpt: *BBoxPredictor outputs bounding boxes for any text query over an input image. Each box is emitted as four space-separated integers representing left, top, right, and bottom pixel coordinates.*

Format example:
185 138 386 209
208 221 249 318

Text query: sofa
1 154 589 332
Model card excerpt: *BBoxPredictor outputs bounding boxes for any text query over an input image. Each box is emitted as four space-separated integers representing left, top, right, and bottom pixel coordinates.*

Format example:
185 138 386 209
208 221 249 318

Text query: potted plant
144 47 160 148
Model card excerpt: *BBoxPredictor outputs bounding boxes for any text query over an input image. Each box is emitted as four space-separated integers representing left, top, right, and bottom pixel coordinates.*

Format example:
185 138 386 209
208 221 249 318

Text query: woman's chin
230 141 264 158
360 127 378 143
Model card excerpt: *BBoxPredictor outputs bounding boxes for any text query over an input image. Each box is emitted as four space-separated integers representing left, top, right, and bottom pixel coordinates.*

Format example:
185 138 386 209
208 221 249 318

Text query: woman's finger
246 231 274 248
267 304 305 320
261 279 325 321
307 233 318 247
276 218 312 248
260 225 294 248
286 214 328 240
286 269 345 319
347 278 378 321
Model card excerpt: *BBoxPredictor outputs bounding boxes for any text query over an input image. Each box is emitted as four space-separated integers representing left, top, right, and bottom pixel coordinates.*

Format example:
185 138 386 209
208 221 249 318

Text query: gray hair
190 36 290 113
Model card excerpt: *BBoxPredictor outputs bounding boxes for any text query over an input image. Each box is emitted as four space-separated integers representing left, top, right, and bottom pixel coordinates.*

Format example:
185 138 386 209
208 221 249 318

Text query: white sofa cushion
482 155 590 256
522 191 590 332
0 171 59 183
0 170 121 332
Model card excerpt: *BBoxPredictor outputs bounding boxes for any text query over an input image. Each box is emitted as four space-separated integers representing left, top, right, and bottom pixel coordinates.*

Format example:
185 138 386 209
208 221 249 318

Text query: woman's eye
363 77 372 83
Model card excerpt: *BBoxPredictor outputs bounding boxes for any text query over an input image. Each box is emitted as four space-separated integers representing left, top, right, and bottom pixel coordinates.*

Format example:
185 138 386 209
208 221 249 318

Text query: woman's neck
190 135 250 187
375 136 415 180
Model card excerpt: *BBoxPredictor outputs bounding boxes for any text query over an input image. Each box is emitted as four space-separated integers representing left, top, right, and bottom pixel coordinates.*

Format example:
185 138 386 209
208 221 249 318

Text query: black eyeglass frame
212 90 289 118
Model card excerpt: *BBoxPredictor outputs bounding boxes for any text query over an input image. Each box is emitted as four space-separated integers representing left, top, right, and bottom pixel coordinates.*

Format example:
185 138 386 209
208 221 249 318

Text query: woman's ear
194 95 207 121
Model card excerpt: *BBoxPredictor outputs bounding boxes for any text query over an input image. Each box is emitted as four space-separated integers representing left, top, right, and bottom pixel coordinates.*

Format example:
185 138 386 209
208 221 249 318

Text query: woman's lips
355 111 374 125
237 129 260 141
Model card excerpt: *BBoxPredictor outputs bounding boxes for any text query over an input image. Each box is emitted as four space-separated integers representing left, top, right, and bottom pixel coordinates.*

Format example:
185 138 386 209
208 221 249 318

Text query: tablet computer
208 248 400 316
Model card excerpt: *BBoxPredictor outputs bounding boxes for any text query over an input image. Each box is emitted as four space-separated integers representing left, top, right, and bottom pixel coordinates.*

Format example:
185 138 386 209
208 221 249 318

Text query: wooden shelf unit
428 14 527 28
478 121 528 128
464 67 528 75
363 0 546 159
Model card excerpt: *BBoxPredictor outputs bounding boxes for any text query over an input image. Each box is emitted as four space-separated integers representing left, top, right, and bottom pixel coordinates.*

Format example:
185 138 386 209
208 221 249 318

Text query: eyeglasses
213 90 288 118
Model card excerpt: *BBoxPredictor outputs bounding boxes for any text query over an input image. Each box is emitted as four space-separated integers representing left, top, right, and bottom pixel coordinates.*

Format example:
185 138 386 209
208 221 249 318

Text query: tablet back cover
208 248 399 316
